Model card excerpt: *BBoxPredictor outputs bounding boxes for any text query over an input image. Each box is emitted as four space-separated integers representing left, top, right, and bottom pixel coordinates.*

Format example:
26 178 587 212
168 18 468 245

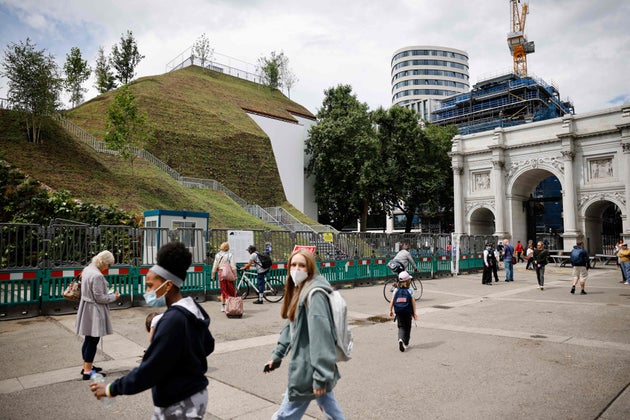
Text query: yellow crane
507 0 535 77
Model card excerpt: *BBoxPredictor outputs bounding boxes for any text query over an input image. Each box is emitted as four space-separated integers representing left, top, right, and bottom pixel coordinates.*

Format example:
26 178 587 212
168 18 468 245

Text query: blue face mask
144 281 169 307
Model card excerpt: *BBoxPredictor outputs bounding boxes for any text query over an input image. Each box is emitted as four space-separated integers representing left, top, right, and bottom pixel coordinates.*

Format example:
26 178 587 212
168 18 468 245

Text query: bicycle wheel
263 276 285 302
411 279 423 301
383 278 397 302
235 275 250 299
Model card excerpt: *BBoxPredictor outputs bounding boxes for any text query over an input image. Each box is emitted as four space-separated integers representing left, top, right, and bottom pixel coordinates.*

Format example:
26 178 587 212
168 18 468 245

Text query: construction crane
507 0 535 77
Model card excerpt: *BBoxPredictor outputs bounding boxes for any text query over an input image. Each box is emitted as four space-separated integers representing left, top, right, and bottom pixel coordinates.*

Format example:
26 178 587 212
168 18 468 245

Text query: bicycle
383 273 423 303
234 270 284 302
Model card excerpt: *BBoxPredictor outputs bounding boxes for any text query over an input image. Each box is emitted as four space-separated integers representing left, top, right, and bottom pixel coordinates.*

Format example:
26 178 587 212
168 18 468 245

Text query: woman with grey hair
76 250 120 380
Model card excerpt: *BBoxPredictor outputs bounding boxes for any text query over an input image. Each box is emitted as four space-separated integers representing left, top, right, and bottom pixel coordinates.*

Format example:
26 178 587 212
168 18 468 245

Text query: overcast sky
1 0 628 116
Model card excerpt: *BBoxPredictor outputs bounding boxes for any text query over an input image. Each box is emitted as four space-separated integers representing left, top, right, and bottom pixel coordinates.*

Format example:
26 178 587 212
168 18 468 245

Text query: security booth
143 209 209 264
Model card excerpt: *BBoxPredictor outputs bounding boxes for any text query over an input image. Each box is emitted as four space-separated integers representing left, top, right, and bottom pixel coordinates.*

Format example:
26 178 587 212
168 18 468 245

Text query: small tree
278 53 298 98
257 51 284 89
63 47 91 108
94 46 116 93
193 33 213 68
110 30 145 85
103 85 152 180
1 38 63 143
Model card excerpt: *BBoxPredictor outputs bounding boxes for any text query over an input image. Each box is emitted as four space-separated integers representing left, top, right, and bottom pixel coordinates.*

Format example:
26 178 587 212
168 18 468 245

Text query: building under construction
430 72 574 135
431 1 574 135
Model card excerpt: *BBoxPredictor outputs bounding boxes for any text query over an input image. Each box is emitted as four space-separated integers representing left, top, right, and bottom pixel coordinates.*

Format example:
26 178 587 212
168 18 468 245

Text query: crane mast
507 0 535 77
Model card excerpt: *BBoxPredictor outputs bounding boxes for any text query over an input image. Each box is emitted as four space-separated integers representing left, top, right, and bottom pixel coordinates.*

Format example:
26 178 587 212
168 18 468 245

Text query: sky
0 0 628 116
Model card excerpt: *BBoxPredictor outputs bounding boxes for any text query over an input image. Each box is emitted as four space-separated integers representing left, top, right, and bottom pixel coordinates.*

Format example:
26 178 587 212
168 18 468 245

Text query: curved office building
391 46 470 120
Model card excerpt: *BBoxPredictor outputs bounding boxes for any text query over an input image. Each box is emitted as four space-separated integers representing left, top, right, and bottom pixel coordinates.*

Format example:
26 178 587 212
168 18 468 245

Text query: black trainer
570 287 575 294
398 339 405 352
253 299 263 304
581 290 587 295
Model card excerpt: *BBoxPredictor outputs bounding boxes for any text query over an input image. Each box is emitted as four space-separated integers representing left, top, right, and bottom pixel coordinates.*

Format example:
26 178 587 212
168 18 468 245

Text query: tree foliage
63 47 91 108
257 51 284 89
305 85 378 231
110 30 145 85
103 85 152 180
94 45 116 93
1 38 63 143
0 162 137 226
193 33 213 68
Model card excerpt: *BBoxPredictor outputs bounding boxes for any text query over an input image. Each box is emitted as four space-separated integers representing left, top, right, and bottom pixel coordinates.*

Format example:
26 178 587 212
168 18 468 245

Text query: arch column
452 164 465 234
561 150 580 245
622 141 630 239
492 159 508 238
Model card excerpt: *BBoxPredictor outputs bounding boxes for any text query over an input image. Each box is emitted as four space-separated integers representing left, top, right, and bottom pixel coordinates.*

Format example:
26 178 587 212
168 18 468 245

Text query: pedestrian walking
525 241 535 270
211 241 237 312
515 240 525 263
482 242 498 285
76 250 120 380
570 241 590 295
265 249 345 419
532 241 549 290
502 239 515 282
389 271 418 351
616 243 630 284
89 242 215 418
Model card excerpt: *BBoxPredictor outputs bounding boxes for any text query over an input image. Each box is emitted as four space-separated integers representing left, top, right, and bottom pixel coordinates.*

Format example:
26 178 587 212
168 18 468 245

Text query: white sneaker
398 339 405 352
220 305 225 312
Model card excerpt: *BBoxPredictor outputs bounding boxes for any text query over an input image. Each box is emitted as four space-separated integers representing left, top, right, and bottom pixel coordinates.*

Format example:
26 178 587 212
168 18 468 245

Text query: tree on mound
103 85 153 182
1 38 63 144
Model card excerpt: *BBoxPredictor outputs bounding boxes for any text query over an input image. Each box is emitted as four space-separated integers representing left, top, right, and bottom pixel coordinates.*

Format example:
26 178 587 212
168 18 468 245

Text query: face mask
144 281 169 307
290 270 309 287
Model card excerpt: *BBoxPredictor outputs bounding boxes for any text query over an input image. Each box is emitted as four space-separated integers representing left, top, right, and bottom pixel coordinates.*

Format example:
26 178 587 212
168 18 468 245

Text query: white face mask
290 270 309 287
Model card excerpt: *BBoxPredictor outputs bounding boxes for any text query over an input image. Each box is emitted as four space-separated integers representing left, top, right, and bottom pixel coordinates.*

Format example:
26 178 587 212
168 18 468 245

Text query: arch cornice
577 190 627 217
465 200 496 217
505 156 565 191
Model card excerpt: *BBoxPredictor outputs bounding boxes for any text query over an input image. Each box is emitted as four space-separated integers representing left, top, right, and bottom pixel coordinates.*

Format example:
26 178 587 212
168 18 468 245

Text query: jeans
273 390 345 420
622 262 630 284
535 265 546 286
504 260 514 281
257 272 266 298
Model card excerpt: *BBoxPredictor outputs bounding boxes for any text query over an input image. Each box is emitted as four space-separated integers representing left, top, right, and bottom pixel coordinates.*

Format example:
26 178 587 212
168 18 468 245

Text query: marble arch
450 103 630 251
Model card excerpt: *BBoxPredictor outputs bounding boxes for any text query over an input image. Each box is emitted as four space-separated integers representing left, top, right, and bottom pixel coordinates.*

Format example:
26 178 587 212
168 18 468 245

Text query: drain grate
432 305 453 309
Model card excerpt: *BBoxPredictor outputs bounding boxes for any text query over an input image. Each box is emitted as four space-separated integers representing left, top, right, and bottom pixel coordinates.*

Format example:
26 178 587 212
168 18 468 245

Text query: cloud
0 0 628 115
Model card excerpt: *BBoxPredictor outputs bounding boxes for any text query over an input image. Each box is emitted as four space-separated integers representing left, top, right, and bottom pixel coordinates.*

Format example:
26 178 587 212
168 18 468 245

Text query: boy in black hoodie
90 242 215 417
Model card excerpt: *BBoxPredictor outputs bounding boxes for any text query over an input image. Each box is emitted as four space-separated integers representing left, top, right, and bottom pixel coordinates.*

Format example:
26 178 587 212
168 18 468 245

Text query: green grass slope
65 65 315 207
0 110 278 229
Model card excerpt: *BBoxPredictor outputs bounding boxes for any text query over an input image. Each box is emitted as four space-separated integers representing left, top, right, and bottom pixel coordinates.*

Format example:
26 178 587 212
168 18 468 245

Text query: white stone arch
466 203 496 235
505 160 564 194
578 193 627 254
450 104 630 251
504 164 564 246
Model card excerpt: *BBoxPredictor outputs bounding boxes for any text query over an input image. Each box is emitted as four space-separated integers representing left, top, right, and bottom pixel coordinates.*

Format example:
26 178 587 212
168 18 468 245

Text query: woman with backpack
388 271 418 352
264 249 345 419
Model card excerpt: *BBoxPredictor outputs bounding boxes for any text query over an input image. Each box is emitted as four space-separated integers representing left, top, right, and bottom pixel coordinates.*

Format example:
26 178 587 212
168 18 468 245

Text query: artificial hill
0 65 318 229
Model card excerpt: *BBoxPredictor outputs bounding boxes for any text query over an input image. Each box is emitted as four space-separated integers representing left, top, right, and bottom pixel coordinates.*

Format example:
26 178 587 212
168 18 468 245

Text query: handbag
511 256 517 264
62 274 82 301
219 254 236 282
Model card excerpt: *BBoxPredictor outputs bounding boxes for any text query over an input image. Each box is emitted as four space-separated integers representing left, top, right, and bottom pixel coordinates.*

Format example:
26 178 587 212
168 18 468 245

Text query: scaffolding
430 72 574 135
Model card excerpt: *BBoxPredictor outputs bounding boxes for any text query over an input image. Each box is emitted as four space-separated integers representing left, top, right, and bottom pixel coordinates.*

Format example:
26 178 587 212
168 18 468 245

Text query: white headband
149 265 184 288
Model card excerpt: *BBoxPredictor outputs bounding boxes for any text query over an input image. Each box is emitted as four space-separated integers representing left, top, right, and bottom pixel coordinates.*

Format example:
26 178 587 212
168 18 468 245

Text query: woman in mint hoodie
265 249 345 419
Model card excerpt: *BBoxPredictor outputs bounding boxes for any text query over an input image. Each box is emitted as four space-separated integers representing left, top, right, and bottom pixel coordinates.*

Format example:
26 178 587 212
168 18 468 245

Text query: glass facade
391 46 470 117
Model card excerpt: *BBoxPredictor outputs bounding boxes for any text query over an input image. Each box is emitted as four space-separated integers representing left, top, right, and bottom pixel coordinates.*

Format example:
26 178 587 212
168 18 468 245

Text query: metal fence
1 222 508 320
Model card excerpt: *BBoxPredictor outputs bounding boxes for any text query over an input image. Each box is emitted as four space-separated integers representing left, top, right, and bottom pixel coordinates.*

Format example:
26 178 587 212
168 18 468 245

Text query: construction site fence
0 222 497 319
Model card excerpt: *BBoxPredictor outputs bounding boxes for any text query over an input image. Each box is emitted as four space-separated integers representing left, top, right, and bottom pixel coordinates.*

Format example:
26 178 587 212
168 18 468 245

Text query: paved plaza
1 263 629 419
